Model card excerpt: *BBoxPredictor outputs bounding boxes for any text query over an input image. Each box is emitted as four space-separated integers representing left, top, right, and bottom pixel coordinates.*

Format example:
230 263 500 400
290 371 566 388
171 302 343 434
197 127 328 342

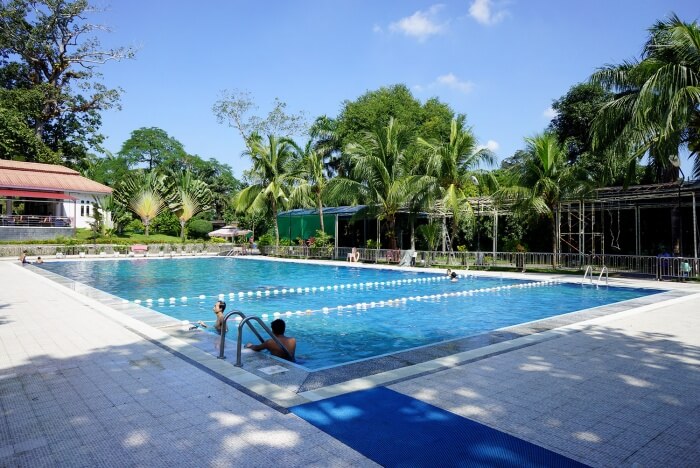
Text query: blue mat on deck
291 387 587 468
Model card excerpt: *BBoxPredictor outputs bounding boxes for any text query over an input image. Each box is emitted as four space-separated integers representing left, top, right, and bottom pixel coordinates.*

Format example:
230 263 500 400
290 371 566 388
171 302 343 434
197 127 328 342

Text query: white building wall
63 192 110 229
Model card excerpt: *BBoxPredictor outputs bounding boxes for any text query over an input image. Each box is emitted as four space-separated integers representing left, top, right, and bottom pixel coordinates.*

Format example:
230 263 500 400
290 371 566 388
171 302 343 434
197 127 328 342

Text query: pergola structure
557 180 699 260
459 181 700 261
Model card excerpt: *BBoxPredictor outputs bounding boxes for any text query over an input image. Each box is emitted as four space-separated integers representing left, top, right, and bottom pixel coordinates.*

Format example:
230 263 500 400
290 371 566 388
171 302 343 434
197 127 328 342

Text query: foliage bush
125 218 144 233
151 211 180 236
187 218 213 239
257 233 274 247
312 230 333 248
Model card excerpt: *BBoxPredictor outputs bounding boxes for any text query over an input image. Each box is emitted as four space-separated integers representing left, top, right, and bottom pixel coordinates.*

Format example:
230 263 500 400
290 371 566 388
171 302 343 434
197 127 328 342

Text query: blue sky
96 0 698 178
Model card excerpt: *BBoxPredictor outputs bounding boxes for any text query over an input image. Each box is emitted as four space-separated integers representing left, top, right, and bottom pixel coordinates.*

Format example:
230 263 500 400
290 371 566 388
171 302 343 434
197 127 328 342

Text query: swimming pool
39 257 662 369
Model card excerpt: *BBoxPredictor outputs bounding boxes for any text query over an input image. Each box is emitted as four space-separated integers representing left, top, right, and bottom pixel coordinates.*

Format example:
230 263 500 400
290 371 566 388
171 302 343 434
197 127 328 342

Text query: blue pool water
39 257 661 369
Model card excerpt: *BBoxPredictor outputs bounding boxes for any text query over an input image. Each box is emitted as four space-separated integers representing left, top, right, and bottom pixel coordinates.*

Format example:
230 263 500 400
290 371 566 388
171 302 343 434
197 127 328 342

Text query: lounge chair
347 247 360 262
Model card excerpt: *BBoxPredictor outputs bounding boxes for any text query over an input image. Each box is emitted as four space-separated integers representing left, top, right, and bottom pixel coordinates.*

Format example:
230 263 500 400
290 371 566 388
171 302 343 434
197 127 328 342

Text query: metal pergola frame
557 181 699 261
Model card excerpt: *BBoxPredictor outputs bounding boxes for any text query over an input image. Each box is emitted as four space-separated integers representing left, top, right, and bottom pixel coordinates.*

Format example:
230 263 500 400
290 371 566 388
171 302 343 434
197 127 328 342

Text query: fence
259 245 699 280
0 242 235 258
4 242 697 281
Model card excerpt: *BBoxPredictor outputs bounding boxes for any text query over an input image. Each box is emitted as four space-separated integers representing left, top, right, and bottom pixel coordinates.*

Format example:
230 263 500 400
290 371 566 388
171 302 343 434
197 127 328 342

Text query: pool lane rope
128 274 467 304
256 280 561 320
145 279 561 322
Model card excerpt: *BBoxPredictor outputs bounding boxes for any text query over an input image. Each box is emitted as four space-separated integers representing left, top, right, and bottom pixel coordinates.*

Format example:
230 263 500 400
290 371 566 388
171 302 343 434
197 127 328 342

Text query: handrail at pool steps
217 310 294 366
582 265 593 284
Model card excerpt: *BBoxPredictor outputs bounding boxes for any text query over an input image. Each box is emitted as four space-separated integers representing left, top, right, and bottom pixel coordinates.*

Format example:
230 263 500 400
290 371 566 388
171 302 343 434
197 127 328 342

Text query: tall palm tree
289 140 329 232
418 118 494 249
327 117 414 249
234 134 295 246
166 171 214 242
496 133 578 265
114 171 167 236
591 14 700 181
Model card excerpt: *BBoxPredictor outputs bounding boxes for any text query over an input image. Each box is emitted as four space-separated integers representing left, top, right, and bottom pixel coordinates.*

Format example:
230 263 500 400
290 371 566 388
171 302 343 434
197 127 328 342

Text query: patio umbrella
208 226 252 240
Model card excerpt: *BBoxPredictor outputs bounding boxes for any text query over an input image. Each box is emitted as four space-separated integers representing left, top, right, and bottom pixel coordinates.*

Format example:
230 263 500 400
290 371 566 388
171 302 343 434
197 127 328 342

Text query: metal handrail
235 316 294 367
598 266 609 286
583 265 593 284
217 310 265 359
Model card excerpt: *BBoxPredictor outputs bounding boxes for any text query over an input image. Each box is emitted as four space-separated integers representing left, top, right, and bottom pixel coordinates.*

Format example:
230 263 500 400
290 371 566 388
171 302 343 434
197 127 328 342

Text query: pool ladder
582 265 609 286
217 310 294 366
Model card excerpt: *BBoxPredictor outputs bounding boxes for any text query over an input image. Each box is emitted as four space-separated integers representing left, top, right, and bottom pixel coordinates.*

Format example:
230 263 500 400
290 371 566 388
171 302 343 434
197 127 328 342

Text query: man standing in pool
197 301 227 334
245 319 296 362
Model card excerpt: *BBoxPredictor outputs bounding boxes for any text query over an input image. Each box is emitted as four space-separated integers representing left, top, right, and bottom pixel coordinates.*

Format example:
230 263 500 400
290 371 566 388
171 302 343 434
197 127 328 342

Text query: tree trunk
550 216 558 268
388 215 397 250
180 219 186 242
272 198 280 247
318 196 324 233
144 218 150 236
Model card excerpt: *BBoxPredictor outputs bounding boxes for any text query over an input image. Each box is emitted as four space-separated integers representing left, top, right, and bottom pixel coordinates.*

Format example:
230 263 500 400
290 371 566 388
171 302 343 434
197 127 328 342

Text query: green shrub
125 218 144 233
313 230 333 248
151 211 180 236
188 219 213 239
257 233 274 247
210 237 226 243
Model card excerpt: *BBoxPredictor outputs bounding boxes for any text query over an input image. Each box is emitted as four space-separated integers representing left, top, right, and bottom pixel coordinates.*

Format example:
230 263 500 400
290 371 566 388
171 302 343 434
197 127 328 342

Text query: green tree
328 118 415 249
233 134 296 246
590 14 700 181
549 83 613 162
0 0 134 166
418 118 493 249
333 84 457 175
289 140 330 232
496 133 579 265
166 172 214 241
114 171 167 236
118 127 187 171
80 151 130 187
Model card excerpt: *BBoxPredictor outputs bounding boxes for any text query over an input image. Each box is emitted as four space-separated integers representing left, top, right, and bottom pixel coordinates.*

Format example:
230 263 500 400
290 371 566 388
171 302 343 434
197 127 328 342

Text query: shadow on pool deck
1 316 699 466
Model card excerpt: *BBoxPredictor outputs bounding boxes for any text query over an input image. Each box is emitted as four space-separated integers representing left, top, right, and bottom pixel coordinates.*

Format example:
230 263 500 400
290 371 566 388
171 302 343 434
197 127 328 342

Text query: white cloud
389 4 446 41
414 73 474 95
469 0 508 26
372 24 383 34
543 107 558 119
478 140 500 152
435 73 474 94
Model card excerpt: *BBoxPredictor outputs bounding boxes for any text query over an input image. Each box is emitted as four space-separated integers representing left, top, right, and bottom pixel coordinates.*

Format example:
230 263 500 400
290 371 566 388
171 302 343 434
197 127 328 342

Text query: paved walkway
0 262 374 467
1 259 699 467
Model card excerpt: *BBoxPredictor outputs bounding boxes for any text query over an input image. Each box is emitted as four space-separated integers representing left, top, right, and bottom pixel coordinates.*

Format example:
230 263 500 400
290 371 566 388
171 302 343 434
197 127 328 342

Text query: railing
583 265 593 284
214 311 294 366
598 267 609 286
257 245 700 280
0 215 73 227
217 310 265 360
0 242 235 258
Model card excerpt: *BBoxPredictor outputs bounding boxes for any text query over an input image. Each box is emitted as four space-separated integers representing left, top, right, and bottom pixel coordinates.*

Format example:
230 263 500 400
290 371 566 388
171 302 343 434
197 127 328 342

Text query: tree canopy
0 0 135 167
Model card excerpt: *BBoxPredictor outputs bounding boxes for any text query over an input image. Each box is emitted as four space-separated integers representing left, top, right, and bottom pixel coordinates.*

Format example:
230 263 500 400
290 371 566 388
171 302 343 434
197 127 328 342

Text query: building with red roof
0 160 112 240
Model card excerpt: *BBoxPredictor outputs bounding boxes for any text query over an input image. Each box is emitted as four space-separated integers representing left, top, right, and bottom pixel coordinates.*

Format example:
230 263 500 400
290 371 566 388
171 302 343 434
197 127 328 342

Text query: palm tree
114 171 167 236
496 133 579 266
591 14 700 181
327 117 414 250
289 140 329 232
418 118 494 249
234 134 295 246
166 171 214 241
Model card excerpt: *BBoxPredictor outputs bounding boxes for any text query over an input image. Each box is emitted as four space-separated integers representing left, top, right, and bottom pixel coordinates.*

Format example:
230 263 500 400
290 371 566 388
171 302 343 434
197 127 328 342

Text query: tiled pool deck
1 257 699 466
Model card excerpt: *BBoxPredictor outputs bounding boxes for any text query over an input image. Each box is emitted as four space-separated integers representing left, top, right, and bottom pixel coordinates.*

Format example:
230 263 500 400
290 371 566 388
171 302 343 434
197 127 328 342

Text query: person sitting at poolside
19 250 29 264
446 268 452 277
245 318 296 362
197 300 227 334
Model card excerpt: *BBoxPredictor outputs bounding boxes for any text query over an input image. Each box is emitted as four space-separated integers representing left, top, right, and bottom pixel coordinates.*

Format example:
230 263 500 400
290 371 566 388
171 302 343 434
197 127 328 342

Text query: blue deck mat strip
291 387 588 468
